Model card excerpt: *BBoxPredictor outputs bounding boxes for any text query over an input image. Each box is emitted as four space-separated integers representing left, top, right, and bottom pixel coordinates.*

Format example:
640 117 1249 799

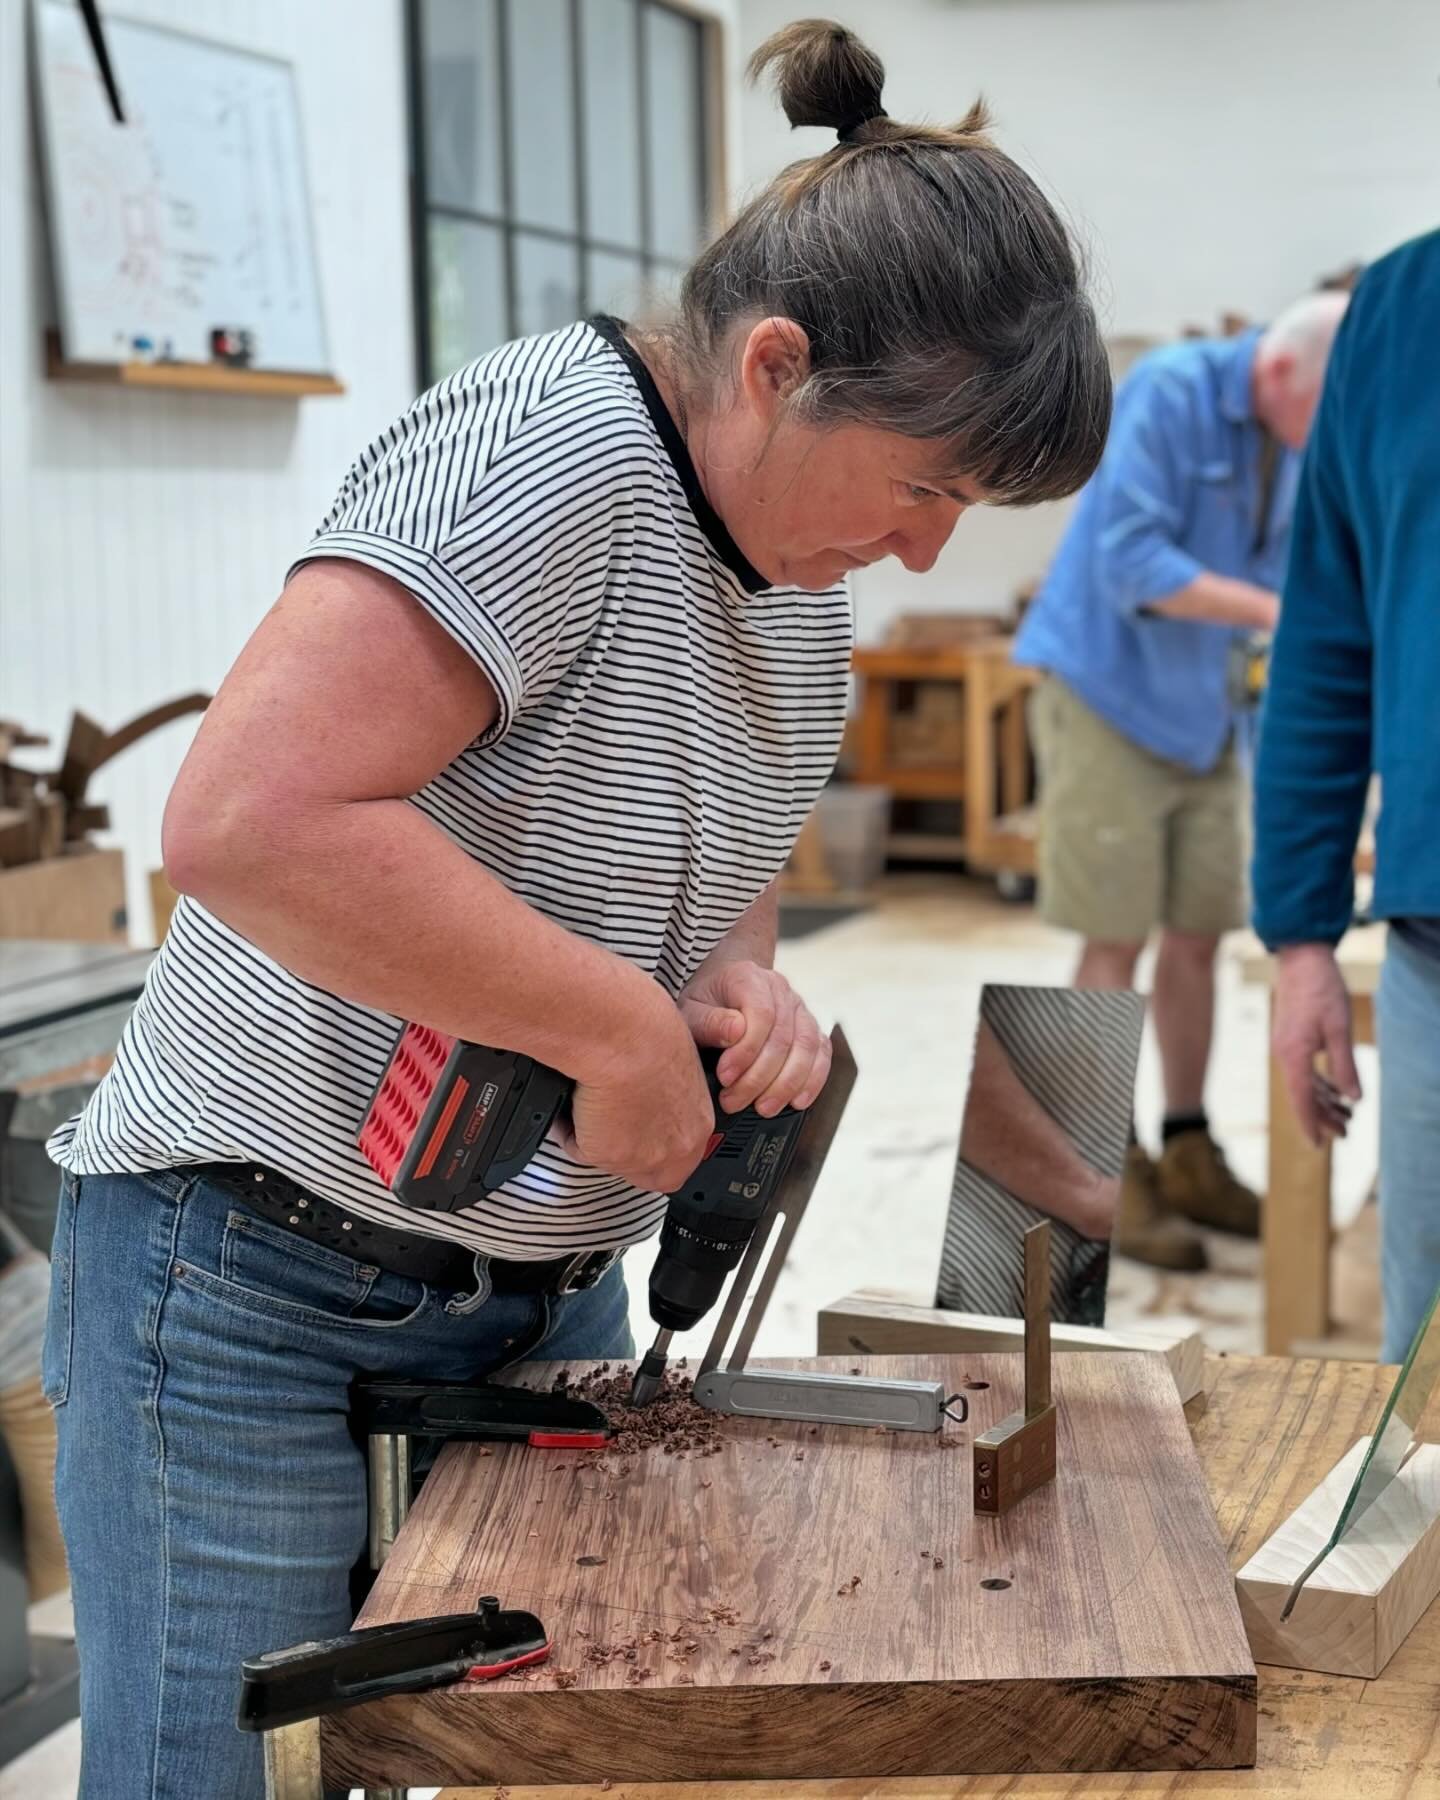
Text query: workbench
850 636 1037 879
1235 926 1384 1358
329 1353 1438 1797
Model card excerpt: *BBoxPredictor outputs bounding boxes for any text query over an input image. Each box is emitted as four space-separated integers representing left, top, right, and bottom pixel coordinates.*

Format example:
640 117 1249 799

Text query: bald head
1253 291 1349 449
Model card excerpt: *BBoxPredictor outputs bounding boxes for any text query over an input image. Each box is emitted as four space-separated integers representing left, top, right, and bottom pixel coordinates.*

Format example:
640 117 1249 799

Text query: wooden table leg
855 675 891 786
963 655 995 867
1264 1000 1332 1355
1000 687 1030 817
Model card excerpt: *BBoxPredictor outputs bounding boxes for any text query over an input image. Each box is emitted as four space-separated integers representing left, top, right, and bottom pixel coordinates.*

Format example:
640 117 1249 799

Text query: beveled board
326 1353 1255 1788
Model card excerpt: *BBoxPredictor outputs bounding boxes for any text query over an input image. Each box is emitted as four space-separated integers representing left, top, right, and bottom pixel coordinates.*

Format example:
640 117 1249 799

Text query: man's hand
678 960 831 1117
1272 943 1362 1144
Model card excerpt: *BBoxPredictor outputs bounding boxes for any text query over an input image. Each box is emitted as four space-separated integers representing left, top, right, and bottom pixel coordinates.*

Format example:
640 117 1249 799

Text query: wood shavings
836 1574 862 1597
550 1666 579 1689
543 1366 728 1465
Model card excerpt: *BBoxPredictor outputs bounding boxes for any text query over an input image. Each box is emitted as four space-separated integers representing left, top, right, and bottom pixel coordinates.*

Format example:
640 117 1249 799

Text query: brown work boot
1157 1130 1261 1237
1114 1145 1208 1270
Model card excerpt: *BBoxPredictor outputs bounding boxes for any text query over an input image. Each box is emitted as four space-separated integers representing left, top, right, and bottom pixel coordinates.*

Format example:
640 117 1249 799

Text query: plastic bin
814 784 891 891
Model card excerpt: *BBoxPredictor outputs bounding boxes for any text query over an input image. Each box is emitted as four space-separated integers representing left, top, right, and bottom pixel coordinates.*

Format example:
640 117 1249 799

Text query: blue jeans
42 1167 633 1799
1377 931 1440 1362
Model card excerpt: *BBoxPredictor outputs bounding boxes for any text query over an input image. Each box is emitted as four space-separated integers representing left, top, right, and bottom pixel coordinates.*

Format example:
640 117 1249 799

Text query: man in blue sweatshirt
1254 232 1440 1363
1016 294 1347 1269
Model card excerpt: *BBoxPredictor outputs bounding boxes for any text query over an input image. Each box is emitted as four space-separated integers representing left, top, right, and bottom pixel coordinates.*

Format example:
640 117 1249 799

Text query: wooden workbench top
436 1354 1440 1799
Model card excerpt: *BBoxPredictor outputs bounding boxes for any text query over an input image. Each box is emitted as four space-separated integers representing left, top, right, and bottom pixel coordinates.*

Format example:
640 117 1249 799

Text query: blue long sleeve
1248 233 1440 948
1252 307 1371 948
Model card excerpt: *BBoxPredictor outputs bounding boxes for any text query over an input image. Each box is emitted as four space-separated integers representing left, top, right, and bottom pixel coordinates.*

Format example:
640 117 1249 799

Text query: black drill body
648 1071 805 1331
361 1029 803 1399
629 1063 806 1405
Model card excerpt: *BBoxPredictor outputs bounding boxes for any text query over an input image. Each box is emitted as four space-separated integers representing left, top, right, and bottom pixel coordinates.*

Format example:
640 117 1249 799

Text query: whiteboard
33 1 332 373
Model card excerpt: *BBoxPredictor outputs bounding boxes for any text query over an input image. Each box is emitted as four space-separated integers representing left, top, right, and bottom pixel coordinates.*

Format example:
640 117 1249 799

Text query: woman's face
693 320 985 593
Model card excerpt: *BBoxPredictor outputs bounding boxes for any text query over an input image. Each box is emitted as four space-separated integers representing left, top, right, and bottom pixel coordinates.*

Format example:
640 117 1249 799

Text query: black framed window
408 0 714 387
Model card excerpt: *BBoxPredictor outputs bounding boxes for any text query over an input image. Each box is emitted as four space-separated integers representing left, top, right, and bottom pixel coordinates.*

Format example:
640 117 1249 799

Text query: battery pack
359 1024 571 1213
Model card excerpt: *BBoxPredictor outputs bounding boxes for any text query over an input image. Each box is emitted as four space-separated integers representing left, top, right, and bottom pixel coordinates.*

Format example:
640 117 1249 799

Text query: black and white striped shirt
49 320 853 1258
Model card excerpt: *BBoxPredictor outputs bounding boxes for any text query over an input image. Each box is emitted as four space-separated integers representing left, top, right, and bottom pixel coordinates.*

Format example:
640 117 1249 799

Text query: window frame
406 0 722 389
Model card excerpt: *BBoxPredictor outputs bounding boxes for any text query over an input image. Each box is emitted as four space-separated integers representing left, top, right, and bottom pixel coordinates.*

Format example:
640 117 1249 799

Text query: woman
45 19 1110 1794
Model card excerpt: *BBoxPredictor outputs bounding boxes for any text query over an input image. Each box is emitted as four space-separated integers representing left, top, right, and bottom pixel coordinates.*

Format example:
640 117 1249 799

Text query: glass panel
428 217 508 379
516 232 582 338
507 0 578 232
643 4 705 259
585 250 646 320
421 0 503 216
580 0 642 250
1282 1278 1440 1619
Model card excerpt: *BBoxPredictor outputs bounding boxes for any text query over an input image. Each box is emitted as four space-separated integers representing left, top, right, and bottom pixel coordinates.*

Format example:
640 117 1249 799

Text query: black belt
193 1164 620 1298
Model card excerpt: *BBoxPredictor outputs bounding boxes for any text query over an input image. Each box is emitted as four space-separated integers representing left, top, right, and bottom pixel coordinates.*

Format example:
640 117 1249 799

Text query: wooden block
0 808 33 867
817 1288 1204 1404
35 791 65 861
64 803 110 839
325 1354 1255 1788
1236 1437 1440 1679
0 848 127 942
54 711 107 807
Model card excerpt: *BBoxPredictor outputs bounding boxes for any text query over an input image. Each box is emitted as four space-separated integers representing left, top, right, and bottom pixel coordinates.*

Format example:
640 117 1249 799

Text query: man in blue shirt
1255 233 1440 1362
1015 294 1347 1268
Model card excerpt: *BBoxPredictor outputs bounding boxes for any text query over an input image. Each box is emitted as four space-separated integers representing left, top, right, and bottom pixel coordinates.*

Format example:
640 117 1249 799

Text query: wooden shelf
45 334 343 397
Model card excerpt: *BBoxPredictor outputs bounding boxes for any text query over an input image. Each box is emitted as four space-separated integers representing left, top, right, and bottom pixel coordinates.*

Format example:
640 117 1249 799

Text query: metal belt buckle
553 1249 616 1296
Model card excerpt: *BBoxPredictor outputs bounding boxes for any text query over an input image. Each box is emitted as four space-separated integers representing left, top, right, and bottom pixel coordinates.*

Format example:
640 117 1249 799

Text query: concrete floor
4 875 1383 1796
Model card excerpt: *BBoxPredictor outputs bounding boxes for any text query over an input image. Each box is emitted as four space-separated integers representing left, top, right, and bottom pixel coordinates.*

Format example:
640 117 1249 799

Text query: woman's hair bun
747 18 885 135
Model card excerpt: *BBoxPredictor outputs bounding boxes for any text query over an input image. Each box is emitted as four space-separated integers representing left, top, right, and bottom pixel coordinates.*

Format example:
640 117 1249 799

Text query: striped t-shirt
49 319 853 1259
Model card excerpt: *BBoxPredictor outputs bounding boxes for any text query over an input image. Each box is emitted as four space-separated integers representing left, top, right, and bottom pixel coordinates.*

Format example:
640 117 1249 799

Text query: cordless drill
358 1025 807 1403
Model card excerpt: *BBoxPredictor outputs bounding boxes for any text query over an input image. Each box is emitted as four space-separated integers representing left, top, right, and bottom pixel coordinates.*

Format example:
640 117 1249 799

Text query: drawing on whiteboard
34 3 331 373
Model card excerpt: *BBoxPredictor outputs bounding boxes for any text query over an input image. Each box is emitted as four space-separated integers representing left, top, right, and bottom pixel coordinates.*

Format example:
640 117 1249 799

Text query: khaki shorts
1029 678 1249 943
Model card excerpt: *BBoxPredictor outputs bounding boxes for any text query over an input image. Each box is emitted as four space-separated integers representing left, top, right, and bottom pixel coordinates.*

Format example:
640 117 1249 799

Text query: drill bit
628 1329 673 1409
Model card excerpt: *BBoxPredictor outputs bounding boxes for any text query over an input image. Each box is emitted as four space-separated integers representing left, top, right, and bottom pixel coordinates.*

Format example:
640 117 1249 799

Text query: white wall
738 0 1440 639
0 0 417 939
0 0 745 945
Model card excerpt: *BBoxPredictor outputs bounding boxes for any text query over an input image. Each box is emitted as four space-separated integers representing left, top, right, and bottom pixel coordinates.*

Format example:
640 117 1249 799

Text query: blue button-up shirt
1014 330 1299 773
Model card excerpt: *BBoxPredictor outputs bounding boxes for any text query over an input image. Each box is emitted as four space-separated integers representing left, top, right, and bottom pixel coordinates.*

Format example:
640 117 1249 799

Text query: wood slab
325 1353 1254 1788
1237 1437 1440 1678
432 1355 1440 1800
818 1287 1205 1403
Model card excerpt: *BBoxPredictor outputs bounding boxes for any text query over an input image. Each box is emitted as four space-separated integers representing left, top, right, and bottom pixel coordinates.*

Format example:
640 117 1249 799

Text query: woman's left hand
677 961 831 1116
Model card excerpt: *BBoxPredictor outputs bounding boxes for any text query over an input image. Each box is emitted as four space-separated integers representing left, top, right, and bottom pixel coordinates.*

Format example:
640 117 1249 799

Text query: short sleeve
289 338 646 742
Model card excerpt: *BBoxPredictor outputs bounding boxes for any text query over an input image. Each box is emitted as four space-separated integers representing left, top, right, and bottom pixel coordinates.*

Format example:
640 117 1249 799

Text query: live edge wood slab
325 1353 1255 1789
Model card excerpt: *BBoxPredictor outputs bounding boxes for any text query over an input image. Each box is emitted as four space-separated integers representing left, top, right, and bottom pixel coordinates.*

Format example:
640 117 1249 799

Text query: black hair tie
837 108 887 144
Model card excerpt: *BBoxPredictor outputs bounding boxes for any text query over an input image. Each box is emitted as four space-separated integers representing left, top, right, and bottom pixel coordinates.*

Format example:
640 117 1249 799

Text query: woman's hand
560 992 717 1195
679 960 831 1117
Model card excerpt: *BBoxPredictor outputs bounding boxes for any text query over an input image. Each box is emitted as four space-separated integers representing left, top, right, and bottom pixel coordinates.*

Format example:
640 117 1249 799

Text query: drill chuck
628 1332 673 1409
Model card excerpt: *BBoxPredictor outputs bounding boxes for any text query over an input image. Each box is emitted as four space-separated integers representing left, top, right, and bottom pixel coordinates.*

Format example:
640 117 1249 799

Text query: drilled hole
575 1555 607 1567
963 1380 990 1391
980 1577 1012 1591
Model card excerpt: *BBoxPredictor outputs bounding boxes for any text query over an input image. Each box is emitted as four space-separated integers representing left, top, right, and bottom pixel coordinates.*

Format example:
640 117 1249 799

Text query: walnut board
327 1353 1254 1788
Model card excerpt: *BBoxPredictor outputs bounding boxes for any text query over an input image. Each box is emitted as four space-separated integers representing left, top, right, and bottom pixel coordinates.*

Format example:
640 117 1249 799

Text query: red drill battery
359 1024 573 1214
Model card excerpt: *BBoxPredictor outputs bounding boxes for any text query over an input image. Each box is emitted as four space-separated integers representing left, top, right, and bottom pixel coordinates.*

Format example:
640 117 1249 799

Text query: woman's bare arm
164 559 713 1193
